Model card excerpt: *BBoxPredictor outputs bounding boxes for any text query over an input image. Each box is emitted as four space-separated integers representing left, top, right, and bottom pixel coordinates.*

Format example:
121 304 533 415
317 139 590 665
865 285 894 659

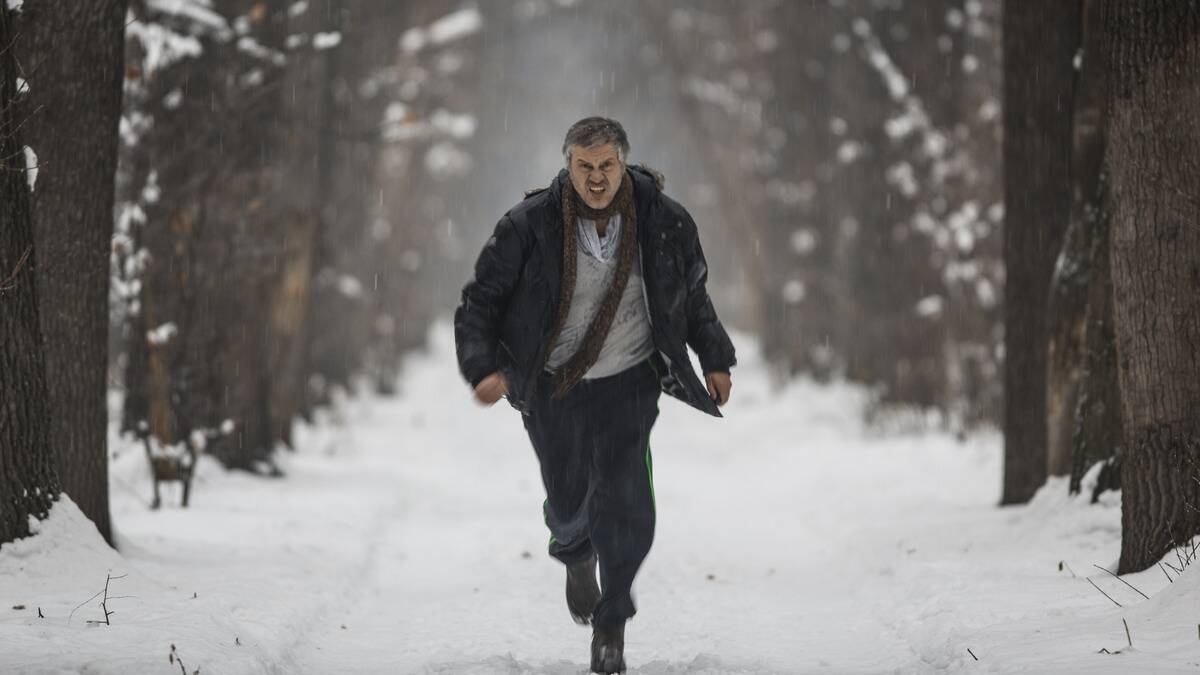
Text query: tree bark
1104 0 1200 574
1048 0 1108 478
15 0 126 545
1065 1 1123 497
0 2 60 545
1069 164 1123 499
1046 218 1090 477
1001 1 1081 504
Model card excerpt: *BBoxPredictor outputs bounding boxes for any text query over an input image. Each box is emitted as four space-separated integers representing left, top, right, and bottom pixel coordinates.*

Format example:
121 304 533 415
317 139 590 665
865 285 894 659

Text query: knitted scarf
543 170 639 398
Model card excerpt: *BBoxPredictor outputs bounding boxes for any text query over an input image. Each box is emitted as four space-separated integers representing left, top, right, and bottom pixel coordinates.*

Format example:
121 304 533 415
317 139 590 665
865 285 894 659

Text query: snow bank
871 474 1200 674
0 496 123 587
0 393 399 675
0 496 266 675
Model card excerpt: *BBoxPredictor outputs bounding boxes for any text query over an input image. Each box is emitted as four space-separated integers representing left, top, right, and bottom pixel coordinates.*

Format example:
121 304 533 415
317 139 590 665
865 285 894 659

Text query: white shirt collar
577 213 622 263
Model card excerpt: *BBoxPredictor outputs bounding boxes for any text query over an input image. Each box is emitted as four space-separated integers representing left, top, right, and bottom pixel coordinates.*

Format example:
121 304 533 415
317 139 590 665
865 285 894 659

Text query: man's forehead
570 143 620 163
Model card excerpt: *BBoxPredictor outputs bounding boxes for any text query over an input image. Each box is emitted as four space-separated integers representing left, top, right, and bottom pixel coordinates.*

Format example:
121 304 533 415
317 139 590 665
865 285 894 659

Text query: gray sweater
544 214 656 379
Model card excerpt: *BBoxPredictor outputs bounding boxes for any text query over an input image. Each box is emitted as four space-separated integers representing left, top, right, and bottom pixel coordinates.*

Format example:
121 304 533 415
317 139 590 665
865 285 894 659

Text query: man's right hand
473 371 508 405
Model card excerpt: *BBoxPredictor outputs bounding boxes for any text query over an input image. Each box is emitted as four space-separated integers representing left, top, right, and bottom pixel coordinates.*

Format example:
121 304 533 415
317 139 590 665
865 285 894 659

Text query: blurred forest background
2 0 1199 577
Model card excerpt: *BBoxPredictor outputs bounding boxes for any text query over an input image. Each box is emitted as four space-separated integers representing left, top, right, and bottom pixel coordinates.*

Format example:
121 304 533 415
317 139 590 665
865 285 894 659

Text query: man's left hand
705 371 732 407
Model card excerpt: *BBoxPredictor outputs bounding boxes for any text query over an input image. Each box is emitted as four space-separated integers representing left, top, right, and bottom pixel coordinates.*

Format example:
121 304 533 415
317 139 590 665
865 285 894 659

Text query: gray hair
562 117 630 165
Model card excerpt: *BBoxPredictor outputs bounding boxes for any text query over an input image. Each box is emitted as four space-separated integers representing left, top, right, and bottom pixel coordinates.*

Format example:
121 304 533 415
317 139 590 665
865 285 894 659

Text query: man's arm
454 214 529 388
679 210 737 375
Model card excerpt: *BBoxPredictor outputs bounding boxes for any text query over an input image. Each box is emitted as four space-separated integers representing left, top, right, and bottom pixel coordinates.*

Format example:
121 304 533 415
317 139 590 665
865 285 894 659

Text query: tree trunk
1064 0 1123 498
1104 0 1200 574
1046 218 1090 477
1048 0 1108 478
0 2 60 545
1069 164 1123 499
298 0 350 416
15 0 126 545
1001 1 1081 504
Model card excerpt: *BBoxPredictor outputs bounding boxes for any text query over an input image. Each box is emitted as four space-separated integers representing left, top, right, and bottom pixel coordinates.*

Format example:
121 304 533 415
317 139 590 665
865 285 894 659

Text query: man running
454 116 735 674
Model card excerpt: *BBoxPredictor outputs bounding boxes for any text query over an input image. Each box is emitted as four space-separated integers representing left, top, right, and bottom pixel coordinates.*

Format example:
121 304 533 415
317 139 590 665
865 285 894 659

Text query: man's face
567 143 624 210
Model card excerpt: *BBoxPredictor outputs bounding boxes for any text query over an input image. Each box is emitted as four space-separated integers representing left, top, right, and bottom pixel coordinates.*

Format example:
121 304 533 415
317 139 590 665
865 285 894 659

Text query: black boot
566 553 600 625
590 622 626 674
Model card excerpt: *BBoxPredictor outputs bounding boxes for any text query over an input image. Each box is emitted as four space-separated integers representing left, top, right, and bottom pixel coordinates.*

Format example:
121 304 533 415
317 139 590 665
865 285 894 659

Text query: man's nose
589 171 604 184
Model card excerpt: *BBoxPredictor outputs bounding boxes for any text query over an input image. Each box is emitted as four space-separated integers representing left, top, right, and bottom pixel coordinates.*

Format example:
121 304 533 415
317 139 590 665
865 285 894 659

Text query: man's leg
587 360 660 629
523 373 595 566
524 372 604 625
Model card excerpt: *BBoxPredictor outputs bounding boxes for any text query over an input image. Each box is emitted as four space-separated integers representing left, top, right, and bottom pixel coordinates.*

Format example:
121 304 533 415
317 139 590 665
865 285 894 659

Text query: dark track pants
522 356 661 629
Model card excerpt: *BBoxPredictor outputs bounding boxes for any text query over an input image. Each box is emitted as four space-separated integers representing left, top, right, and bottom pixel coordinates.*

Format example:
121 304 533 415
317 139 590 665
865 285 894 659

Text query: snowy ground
2 321 1198 674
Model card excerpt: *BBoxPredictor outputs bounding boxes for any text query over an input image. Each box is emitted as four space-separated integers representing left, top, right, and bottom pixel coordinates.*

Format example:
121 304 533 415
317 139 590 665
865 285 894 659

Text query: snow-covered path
292 324 1004 674
11 322 1199 675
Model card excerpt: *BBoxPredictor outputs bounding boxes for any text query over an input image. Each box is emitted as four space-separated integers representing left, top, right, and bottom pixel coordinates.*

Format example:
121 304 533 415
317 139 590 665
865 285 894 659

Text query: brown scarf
542 170 639 398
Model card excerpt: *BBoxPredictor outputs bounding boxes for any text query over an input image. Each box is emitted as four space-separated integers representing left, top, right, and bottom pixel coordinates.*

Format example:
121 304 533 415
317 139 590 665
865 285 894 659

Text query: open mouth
588 185 607 195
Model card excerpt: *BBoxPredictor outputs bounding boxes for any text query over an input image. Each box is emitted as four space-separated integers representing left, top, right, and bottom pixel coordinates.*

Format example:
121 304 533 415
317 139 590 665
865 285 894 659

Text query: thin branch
0 102 45 140
1159 562 1174 583
0 31 18 60
0 245 31 291
1092 564 1149 600
1087 578 1123 607
72 572 126 626
68 588 106 624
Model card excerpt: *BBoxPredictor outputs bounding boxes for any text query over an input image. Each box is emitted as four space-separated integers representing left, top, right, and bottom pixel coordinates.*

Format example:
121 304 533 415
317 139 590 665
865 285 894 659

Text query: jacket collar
546 166 660 242
536 166 662 311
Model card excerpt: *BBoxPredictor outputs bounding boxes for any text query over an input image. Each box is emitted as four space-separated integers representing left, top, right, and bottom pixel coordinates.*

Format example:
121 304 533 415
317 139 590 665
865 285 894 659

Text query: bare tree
0 1 60 545
1069 163 1122 500
1001 0 1081 504
1104 0 1200 574
351 0 484 395
120 0 322 472
117 0 478 476
294 0 458 407
843 0 1004 428
1041 0 1123 495
15 0 127 544
643 2 1003 431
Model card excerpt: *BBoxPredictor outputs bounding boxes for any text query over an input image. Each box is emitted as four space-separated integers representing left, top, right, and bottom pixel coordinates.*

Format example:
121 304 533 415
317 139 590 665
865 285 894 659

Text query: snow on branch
400 7 483 55
851 18 946 161
22 145 36 191
145 0 230 37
